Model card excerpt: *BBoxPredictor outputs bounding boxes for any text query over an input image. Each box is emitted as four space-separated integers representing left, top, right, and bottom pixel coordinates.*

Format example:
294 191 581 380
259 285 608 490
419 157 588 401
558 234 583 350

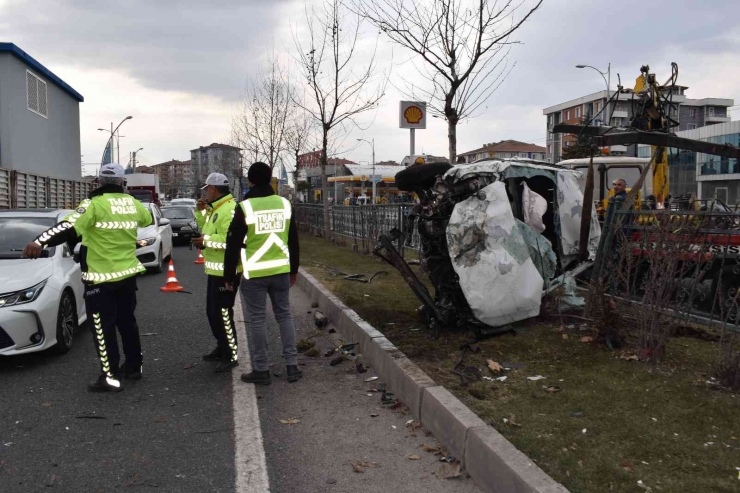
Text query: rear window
162 208 194 220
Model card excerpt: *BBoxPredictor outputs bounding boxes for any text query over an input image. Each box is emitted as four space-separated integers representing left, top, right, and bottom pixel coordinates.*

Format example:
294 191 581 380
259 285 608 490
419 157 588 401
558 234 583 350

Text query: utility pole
357 138 377 204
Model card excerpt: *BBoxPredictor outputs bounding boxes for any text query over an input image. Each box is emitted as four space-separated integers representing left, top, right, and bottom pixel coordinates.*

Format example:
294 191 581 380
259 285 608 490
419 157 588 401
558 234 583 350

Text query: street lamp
357 138 376 204
576 64 611 124
99 116 133 164
132 147 143 172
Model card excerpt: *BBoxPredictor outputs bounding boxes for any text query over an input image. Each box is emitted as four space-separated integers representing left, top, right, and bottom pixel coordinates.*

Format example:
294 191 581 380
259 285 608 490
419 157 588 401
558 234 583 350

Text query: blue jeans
240 274 298 371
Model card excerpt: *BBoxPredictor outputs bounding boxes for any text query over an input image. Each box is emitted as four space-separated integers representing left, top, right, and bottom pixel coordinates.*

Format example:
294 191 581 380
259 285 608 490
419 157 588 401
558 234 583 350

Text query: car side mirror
160 218 170 226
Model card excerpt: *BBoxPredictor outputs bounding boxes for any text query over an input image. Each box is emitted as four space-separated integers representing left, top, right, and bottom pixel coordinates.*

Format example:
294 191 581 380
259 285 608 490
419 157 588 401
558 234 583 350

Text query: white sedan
0 209 86 356
136 202 173 273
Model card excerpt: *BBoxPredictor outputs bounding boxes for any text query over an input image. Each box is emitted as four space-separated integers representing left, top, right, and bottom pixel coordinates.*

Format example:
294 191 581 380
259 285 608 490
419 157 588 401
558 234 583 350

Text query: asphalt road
1 245 480 492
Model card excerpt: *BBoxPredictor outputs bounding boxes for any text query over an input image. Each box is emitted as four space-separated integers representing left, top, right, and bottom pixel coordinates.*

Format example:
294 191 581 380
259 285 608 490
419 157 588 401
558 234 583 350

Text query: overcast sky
1 0 738 175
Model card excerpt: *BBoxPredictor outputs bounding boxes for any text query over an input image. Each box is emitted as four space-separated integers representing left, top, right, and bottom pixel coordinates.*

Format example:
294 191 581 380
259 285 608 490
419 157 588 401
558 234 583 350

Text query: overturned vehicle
374 158 600 338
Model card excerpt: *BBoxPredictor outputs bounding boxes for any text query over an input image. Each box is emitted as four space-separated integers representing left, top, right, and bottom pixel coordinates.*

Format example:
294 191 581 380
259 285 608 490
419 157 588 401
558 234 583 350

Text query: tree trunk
321 130 331 239
447 118 457 164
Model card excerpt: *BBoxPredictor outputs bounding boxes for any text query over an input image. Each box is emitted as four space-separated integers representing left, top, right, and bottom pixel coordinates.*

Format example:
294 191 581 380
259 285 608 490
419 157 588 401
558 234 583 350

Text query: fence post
352 206 358 252
591 197 622 283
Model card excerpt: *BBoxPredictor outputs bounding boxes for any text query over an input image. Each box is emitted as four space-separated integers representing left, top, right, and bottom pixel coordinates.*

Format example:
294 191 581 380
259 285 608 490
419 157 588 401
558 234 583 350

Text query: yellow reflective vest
240 195 292 279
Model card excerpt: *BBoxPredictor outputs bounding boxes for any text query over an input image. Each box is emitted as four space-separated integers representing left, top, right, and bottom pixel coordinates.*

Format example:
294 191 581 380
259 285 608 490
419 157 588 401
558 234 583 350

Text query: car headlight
137 238 157 247
0 280 48 308
190 222 198 231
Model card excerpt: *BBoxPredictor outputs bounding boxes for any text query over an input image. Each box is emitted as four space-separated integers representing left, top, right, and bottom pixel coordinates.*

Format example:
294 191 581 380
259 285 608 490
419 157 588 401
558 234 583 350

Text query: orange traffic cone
160 260 185 292
194 250 205 265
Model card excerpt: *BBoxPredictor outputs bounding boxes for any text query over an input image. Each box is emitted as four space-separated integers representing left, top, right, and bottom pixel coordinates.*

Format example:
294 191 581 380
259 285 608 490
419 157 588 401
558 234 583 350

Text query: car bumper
0 285 60 356
136 239 161 268
172 228 197 241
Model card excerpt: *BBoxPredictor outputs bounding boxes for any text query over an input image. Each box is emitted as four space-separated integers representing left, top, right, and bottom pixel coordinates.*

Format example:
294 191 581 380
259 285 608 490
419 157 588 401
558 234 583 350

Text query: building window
520 153 528 157
26 70 48 118
547 145 551 154
612 117 622 127
564 141 570 148
688 123 697 130
708 107 715 117
565 110 570 120
594 102 600 114
576 107 581 118
689 108 696 119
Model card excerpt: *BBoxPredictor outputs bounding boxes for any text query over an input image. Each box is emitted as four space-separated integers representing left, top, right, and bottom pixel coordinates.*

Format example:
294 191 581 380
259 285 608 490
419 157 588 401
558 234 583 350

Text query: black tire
396 162 452 192
54 291 77 355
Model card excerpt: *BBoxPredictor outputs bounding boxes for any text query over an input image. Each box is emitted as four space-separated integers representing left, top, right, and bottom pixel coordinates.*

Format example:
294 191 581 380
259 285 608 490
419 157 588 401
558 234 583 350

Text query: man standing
193 173 241 372
223 162 300 386
23 163 152 392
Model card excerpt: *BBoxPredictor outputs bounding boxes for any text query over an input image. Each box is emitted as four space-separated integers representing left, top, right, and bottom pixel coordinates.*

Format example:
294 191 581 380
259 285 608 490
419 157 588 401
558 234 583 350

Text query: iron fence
592 199 740 334
294 204 421 255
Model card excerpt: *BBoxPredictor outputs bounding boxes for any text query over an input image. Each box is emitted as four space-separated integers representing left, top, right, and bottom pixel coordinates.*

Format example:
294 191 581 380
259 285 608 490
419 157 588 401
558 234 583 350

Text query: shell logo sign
399 101 427 129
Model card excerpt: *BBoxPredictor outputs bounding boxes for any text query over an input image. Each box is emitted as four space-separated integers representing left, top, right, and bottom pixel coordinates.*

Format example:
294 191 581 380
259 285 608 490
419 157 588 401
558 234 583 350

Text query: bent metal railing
294 204 421 255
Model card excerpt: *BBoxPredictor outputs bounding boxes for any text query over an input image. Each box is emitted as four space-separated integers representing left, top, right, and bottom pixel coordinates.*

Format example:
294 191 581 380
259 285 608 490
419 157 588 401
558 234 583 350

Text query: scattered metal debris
343 271 389 284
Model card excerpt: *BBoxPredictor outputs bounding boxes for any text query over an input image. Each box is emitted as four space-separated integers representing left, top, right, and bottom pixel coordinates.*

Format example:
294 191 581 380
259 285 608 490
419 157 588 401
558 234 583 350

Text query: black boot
202 347 222 362
215 359 239 373
88 374 123 393
240 369 271 385
286 365 303 383
118 361 142 380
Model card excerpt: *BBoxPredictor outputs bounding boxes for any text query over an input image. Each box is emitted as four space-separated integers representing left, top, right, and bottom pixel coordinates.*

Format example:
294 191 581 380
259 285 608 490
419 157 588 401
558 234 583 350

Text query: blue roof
0 43 84 102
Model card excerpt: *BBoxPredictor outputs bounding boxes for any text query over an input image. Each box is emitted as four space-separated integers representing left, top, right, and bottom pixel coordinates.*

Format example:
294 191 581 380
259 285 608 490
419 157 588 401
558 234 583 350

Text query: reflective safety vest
62 193 152 284
240 195 292 280
196 194 241 277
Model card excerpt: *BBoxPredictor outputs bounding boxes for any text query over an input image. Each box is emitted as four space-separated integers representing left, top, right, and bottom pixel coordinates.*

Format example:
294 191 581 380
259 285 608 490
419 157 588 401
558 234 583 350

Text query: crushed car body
374 157 600 338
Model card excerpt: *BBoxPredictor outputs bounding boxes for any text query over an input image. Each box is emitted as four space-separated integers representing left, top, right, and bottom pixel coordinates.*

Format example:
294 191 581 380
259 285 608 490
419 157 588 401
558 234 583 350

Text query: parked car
136 203 173 273
161 206 199 244
0 209 86 356
170 198 197 209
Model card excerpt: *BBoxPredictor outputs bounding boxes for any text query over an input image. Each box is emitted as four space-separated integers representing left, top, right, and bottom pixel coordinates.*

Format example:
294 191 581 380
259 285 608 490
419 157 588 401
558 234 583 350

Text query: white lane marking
233 292 271 492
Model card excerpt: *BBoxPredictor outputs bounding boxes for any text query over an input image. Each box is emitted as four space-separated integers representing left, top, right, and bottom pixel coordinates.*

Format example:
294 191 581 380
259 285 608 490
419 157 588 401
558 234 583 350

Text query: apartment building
190 143 243 198
153 159 196 198
458 140 546 163
543 87 733 163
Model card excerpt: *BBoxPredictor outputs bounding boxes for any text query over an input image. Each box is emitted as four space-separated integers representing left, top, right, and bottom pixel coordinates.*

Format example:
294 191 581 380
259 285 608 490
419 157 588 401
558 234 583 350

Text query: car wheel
54 291 77 355
154 245 164 273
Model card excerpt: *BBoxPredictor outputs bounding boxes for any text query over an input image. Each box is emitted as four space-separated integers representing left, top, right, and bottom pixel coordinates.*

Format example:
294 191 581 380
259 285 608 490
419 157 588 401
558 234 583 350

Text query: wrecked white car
374 158 600 338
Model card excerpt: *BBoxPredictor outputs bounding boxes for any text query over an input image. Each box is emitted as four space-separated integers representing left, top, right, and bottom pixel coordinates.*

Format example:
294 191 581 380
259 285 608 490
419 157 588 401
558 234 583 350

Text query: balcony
611 110 628 118
705 115 731 123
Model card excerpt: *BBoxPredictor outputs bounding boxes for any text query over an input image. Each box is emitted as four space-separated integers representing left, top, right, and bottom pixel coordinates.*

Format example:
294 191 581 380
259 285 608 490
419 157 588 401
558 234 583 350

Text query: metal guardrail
295 204 421 255
0 167 94 210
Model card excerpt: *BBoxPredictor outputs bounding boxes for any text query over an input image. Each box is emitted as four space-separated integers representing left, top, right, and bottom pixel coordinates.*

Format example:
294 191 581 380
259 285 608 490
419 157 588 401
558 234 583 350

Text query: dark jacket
223 184 299 283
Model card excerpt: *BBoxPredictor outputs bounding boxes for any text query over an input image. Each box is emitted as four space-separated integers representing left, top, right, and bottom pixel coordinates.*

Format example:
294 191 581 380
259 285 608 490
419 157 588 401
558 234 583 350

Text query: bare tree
358 0 543 163
292 0 386 238
284 95 317 198
231 52 293 173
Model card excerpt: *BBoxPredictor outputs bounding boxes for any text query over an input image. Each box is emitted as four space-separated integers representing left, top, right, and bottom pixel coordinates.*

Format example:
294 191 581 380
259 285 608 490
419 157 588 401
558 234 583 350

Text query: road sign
399 101 427 129
370 174 382 183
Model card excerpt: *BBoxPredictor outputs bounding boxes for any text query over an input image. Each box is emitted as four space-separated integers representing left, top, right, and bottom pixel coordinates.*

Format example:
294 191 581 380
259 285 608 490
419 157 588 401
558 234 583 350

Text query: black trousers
83 276 141 379
206 275 241 362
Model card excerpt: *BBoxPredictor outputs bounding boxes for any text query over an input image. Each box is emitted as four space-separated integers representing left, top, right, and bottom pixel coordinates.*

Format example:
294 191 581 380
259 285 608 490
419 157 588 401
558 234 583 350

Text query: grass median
299 233 740 493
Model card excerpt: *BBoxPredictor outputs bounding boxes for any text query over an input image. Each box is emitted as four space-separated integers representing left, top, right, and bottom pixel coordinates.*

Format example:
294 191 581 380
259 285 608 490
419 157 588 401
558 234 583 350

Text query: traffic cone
160 260 185 292
194 250 205 265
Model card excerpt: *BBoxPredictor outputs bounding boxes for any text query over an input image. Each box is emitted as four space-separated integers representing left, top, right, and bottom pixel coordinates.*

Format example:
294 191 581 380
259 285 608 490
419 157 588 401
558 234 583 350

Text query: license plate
172 233 179 237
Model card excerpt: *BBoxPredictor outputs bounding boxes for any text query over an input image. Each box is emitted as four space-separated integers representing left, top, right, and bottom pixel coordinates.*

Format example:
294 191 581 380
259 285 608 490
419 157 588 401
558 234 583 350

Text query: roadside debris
407 454 421 460
42 402 52 408
351 460 379 473
436 461 463 480
487 360 503 373
542 385 561 393
343 271 388 284
141 332 160 336
279 418 300 425
570 411 585 418
356 362 367 373
304 347 320 357
637 479 652 491
313 311 328 328
365 376 379 382
501 362 525 370
75 415 106 420
421 444 441 453
183 363 196 370
296 339 315 352
527 375 546 381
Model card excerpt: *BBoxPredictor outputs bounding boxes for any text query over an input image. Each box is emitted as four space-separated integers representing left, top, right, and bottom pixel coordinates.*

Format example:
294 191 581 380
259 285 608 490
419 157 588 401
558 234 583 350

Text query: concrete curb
297 268 569 493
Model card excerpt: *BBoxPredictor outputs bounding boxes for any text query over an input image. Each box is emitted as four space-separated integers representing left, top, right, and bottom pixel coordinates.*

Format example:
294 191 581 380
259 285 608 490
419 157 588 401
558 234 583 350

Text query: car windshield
0 217 56 257
162 207 194 220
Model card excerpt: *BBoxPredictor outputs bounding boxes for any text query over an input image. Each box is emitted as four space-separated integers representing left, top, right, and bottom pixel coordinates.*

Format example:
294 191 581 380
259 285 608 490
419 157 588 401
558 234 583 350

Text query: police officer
223 162 301 386
23 163 152 392
193 173 242 372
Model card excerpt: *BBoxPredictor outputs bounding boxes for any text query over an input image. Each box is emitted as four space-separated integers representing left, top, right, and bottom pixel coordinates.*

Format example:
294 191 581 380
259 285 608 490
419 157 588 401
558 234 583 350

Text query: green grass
300 234 740 493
